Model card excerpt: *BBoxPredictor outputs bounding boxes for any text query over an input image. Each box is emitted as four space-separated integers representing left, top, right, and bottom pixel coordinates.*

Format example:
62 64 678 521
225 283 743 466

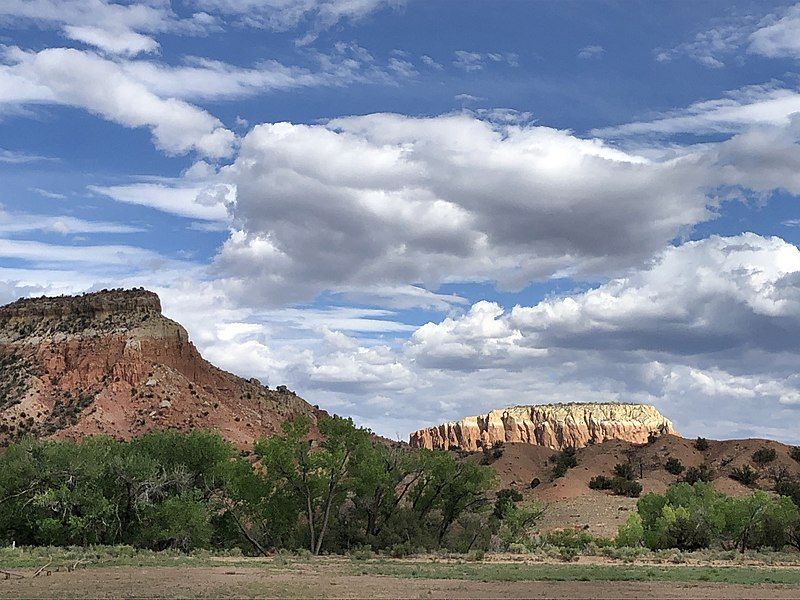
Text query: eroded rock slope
0 289 320 447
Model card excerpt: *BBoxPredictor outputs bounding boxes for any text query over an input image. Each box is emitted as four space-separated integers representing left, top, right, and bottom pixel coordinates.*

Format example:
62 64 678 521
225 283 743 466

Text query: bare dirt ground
1 561 800 599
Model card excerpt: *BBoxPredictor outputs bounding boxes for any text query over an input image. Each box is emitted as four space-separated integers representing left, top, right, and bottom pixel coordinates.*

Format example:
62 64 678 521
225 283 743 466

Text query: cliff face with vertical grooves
409 403 676 451
0 289 321 448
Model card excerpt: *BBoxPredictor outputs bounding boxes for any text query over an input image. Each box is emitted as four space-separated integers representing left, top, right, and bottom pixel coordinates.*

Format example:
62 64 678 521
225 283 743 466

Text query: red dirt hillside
0 288 322 448
478 435 800 536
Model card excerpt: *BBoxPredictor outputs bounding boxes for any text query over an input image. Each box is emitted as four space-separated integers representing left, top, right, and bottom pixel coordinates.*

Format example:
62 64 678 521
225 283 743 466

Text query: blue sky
3 0 800 442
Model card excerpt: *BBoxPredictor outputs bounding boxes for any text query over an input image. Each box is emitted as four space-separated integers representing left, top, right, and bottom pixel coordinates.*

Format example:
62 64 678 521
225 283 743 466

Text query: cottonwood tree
256 414 371 554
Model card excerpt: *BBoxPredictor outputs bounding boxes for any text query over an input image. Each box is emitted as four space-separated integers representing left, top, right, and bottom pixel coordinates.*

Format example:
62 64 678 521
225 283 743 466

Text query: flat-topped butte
409 402 676 451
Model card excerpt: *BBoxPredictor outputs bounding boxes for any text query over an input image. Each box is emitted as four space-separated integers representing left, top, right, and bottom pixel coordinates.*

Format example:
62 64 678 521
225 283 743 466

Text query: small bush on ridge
694 437 710 451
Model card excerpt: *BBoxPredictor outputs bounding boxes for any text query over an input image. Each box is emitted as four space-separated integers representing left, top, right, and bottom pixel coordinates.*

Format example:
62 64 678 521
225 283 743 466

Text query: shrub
729 465 759 486
588 475 613 490
613 462 635 480
551 447 578 479
499 501 544 546
543 528 611 550
529 477 541 489
467 549 485 561
694 437 710 451
776 479 800 506
507 542 528 554
765 465 792 486
611 477 642 498
683 464 714 484
664 457 685 476
480 442 505 465
388 542 416 558
752 447 777 466
790 447 800 463
558 546 579 561
348 545 374 561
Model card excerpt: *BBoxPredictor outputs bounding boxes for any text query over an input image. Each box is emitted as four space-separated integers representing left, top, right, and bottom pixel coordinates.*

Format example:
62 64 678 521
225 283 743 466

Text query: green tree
493 488 523 519
498 500 544 547
256 415 371 554
616 512 644 547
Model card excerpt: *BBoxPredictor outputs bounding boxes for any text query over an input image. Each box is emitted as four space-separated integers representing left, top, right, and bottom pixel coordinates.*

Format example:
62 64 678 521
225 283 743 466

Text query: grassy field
1 546 800 584
356 561 800 585
1 549 800 598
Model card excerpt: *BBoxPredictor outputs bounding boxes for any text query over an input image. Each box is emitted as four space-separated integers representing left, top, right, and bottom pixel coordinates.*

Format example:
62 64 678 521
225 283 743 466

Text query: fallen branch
0 569 25 579
32 562 52 578
68 559 86 572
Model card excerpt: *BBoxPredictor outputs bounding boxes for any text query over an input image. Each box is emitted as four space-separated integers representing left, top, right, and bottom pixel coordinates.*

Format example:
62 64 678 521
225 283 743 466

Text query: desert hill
478 434 800 536
410 402 676 451
0 289 321 448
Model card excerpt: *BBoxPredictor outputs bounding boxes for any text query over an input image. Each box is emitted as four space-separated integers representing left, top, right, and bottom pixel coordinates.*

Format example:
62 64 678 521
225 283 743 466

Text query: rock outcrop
409 403 676 451
0 289 321 448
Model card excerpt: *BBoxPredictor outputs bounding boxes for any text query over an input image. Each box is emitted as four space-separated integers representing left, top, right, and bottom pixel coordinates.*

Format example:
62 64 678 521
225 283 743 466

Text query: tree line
0 416 505 555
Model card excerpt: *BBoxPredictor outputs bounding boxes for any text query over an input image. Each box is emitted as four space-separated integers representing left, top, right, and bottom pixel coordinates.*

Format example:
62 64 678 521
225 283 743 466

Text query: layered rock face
409 403 676 451
0 289 320 448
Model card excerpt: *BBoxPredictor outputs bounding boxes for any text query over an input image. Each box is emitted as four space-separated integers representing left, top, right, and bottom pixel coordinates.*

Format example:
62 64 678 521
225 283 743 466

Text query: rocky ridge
409 403 676 451
0 289 320 448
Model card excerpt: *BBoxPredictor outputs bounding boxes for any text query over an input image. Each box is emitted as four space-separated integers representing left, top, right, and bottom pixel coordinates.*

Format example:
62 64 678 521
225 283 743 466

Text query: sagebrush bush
752 447 777 466
683 464 714 484
665 457 685 475
730 464 759 486
611 476 642 497
588 475 612 490
543 529 613 550
551 447 578 478
613 462 636 480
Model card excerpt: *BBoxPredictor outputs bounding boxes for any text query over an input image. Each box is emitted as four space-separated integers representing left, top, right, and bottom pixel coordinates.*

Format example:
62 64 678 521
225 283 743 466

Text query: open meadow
2 549 800 599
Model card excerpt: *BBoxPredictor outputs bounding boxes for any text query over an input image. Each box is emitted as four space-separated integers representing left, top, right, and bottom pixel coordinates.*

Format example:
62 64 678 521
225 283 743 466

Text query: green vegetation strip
0 547 264 569
358 562 800 585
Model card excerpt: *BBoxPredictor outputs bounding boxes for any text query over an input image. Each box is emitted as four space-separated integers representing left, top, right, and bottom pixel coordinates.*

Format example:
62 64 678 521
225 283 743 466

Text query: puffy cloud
215 113 717 305
0 43 420 160
409 234 800 367
0 47 235 158
510 233 800 354
409 302 546 370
